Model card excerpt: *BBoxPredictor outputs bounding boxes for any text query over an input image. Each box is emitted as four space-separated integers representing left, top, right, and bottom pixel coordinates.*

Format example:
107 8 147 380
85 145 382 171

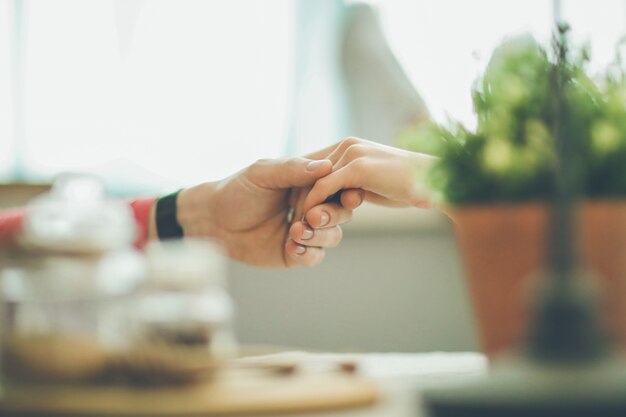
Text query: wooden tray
0 368 380 416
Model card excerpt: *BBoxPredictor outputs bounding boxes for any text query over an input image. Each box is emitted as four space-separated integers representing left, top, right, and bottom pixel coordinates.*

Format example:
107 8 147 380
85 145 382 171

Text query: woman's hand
286 138 436 256
300 137 436 214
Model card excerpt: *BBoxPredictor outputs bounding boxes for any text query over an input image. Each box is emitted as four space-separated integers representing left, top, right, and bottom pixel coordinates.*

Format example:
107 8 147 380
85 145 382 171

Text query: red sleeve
0 197 157 250
128 197 156 250
0 208 25 247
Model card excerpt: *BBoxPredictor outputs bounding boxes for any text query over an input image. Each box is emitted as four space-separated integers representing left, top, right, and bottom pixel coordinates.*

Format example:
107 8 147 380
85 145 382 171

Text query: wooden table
0 351 487 417
257 351 487 417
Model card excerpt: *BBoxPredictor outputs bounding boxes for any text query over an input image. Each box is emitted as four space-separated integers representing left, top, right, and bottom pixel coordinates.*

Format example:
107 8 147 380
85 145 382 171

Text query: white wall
229 207 479 353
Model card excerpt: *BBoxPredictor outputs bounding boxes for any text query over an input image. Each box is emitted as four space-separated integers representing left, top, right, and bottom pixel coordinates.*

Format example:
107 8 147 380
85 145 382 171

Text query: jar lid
20 174 137 253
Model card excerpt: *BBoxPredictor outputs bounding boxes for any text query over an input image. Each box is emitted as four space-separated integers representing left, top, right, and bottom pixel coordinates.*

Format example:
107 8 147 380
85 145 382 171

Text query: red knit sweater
0 197 156 250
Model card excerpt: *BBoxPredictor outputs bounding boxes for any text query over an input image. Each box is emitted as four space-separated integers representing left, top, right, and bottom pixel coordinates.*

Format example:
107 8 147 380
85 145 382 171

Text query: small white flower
525 119 551 150
482 138 514 174
500 75 528 106
591 120 621 155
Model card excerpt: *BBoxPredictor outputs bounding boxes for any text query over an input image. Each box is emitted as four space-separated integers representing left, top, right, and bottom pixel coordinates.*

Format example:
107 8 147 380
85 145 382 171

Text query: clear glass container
130 239 237 371
0 176 236 389
0 175 145 388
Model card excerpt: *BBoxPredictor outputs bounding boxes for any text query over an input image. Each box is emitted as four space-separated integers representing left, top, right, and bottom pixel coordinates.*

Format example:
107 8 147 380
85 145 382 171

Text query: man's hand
173 157 355 268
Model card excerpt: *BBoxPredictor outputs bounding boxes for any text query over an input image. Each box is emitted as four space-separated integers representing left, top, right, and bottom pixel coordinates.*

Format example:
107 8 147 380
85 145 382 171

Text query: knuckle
254 158 274 167
349 157 368 173
339 137 362 151
345 144 366 159
343 136 361 144
248 158 273 175
312 176 330 192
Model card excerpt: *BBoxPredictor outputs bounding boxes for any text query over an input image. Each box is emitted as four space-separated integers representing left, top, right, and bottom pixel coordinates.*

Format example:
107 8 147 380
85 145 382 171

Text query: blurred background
1 0 625 353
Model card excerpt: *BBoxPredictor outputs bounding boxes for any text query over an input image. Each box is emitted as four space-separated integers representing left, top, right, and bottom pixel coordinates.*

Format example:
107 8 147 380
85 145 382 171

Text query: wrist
408 152 436 208
176 182 219 238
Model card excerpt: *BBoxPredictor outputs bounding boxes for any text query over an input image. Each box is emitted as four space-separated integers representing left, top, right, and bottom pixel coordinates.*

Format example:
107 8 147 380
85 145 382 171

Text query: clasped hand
176 138 435 268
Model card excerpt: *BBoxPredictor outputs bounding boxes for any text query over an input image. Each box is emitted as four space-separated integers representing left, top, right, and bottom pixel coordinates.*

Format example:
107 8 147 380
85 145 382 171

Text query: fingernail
301 227 314 240
307 160 328 171
295 244 306 255
286 207 295 223
320 211 330 226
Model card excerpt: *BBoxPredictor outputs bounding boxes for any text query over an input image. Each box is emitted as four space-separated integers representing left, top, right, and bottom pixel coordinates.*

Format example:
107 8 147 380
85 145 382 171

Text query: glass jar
131 239 237 366
0 175 145 388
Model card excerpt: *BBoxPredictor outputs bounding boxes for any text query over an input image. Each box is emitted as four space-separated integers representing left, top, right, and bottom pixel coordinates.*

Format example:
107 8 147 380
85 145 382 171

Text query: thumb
249 158 332 190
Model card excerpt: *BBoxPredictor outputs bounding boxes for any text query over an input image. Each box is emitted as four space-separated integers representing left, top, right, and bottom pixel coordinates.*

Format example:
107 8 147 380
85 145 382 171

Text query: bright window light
4 0 625 193
372 0 626 130
18 0 292 192
0 0 15 178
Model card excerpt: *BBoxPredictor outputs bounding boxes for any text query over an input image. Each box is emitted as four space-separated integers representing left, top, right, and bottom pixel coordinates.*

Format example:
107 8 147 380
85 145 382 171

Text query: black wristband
155 191 184 240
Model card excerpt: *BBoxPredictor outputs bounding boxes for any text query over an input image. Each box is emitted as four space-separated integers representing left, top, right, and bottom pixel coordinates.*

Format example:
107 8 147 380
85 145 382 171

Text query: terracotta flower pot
452 200 626 359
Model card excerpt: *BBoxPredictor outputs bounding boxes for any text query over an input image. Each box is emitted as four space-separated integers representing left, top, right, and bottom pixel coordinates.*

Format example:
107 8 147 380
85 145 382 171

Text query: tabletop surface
236 351 488 417
0 350 487 417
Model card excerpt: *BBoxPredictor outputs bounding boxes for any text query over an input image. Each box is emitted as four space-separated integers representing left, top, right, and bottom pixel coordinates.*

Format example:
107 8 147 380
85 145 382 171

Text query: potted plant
402 31 626 359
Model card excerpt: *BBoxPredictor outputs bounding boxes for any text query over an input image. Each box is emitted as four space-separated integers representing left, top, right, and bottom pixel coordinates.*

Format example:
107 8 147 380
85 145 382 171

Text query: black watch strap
155 191 184 239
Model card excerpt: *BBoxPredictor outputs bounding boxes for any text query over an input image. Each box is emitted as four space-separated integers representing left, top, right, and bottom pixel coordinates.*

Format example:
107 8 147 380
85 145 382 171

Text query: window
371 0 626 129
5 0 293 193
4 0 625 194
